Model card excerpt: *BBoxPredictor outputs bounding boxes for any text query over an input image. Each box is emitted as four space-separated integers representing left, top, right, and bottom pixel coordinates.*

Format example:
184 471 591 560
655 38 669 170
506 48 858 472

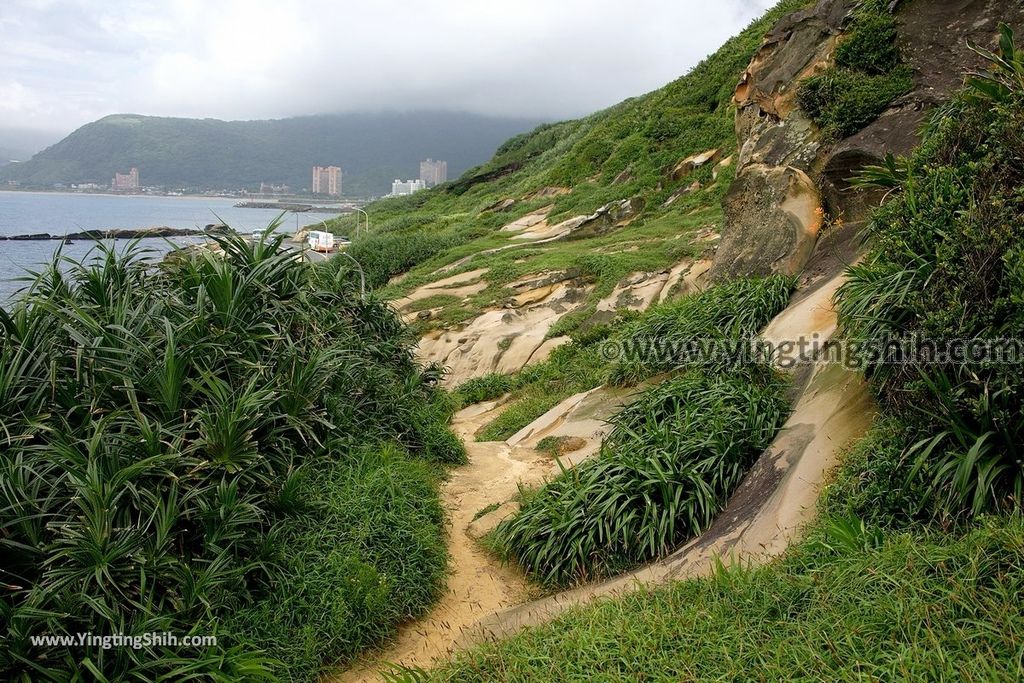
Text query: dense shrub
836 32 1024 518
490 276 794 587
610 274 795 382
495 367 789 587
0 232 459 680
346 230 456 289
797 67 913 139
834 10 901 75
225 446 446 680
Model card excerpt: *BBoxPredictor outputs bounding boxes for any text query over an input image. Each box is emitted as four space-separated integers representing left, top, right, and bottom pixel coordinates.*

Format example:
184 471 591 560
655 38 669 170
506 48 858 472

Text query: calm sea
0 191 337 302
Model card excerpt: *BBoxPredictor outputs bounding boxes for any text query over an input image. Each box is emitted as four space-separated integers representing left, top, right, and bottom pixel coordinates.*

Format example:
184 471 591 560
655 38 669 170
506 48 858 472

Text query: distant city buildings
391 179 426 196
111 167 139 190
259 182 291 195
419 158 447 187
312 166 342 196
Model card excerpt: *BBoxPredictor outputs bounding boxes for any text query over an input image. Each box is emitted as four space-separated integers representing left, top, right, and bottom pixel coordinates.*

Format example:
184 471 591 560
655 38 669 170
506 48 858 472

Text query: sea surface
0 191 336 302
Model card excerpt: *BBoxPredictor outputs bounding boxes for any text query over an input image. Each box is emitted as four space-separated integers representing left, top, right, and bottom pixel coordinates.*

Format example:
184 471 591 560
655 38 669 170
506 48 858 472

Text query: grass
434 514 1024 681
225 446 447 681
495 366 790 587
0 230 459 681
457 274 795 443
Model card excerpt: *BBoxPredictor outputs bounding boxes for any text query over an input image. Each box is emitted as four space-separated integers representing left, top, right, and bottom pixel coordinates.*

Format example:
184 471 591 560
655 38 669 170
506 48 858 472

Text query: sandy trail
331 271 873 680
330 402 543 682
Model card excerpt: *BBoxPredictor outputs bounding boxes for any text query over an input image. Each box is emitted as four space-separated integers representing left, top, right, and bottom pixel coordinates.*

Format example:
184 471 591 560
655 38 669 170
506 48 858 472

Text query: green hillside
0 111 540 196
328 0 805 292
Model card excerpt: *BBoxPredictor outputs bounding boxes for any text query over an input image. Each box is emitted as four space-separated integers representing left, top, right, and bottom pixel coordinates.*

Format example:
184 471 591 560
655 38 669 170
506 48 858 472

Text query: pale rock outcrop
499 207 551 233
668 148 720 182
509 197 645 242
596 260 711 314
416 257 703 387
417 281 589 387
393 268 490 310
713 164 822 282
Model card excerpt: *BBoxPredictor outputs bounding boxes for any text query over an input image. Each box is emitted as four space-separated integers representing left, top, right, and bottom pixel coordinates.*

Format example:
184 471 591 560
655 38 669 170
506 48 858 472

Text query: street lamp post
352 207 369 238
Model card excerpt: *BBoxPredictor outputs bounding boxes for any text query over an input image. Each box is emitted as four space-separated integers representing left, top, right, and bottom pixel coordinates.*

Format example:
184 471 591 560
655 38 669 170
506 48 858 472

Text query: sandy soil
328 402 543 682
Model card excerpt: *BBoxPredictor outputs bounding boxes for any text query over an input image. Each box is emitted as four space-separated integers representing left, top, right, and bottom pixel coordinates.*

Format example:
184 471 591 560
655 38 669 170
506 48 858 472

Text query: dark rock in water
0 226 212 241
0 233 53 241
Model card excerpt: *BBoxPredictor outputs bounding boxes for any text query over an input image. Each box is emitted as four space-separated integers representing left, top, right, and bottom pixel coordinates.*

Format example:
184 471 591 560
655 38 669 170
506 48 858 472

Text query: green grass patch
797 1 912 139
436 514 1024 681
225 445 447 680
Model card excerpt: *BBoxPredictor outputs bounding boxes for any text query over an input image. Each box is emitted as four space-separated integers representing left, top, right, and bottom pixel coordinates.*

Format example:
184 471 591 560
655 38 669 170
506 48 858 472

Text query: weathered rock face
668 149 720 182
711 0 1024 283
403 259 707 387
566 197 645 240
714 165 822 282
710 0 847 282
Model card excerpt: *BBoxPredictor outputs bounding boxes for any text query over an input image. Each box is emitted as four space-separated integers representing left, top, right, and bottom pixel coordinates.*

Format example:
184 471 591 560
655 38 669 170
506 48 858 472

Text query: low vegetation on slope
837 24 1024 520
489 276 794 586
329 0 806 313
798 0 913 139
435 514 1024 681
0 233 460 681
416 24 1024 682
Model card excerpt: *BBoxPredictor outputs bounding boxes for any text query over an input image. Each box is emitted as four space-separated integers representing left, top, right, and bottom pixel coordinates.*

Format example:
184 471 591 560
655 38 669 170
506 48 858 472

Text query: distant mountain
0 112 543 196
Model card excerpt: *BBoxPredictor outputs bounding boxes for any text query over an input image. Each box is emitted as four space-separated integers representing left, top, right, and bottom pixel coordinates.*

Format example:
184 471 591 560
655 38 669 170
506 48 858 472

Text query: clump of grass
821 419 933 528
225 445 447 679
610 274 795 381
496 366 789 587
797 1 912 139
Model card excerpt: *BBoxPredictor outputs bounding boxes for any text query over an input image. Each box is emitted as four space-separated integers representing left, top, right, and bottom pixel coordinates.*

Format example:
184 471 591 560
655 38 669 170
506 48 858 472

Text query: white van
307 230 335 253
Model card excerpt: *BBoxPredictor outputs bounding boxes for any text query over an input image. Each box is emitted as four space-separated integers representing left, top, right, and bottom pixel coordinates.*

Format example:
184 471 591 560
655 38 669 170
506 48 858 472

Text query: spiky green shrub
609 274 795 382
0 230 459 681
496 367 789 587
835 33 1024 518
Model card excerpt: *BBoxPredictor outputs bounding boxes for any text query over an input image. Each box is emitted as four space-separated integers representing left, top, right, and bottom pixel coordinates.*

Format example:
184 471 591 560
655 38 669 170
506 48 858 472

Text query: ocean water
0 191 337 302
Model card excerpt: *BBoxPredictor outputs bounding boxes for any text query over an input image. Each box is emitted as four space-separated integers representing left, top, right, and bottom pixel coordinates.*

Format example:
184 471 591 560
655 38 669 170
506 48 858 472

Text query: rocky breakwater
0 225 227 242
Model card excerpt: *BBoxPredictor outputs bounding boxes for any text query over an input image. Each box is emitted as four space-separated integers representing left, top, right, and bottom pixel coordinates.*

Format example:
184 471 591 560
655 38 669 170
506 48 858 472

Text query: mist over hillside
0 111 544 196
0 127 61 167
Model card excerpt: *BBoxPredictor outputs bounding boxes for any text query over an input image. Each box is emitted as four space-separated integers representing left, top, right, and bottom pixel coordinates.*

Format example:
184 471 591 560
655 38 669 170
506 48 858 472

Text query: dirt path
330 403 543 682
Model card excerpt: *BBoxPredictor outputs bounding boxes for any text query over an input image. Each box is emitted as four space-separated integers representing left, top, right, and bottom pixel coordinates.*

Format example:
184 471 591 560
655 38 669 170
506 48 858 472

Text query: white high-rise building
391 179 426 196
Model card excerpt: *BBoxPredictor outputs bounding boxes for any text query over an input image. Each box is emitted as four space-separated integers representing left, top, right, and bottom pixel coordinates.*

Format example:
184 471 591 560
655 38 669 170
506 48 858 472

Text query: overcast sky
1 0 776 137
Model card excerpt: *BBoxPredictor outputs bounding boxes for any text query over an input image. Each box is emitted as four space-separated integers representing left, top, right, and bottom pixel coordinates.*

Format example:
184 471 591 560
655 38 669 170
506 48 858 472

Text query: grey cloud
0 0 777 135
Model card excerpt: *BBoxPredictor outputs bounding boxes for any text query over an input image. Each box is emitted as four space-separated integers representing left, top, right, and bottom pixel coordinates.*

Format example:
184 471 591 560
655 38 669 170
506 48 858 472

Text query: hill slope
0 111 541 196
